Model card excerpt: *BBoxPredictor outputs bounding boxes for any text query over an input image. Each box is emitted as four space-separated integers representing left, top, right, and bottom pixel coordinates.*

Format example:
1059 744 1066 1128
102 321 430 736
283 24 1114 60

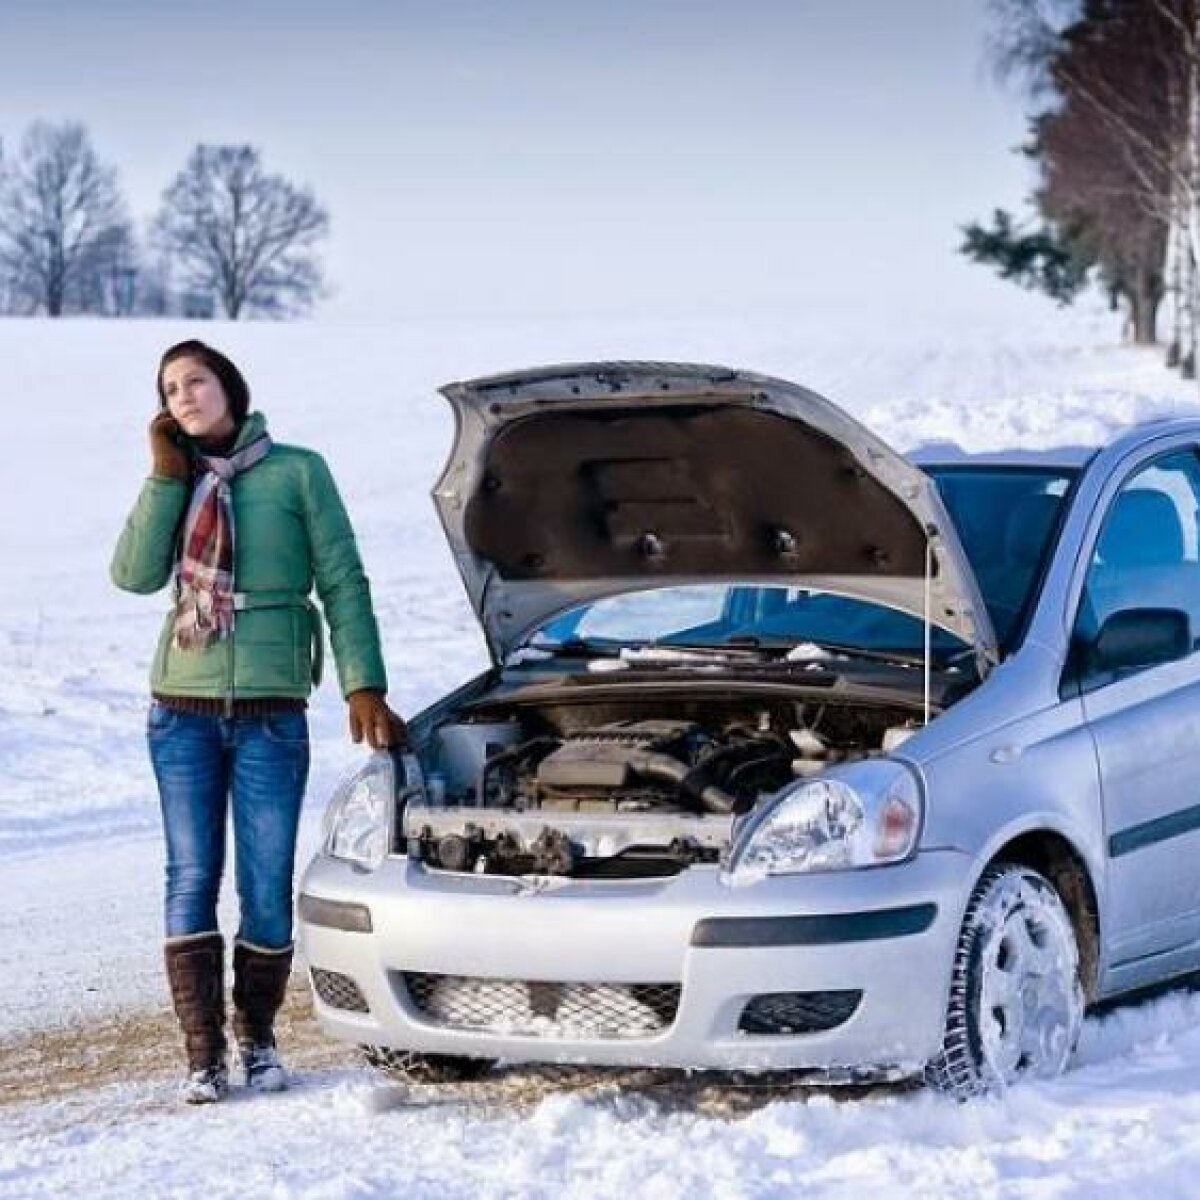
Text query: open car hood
432 362 998 670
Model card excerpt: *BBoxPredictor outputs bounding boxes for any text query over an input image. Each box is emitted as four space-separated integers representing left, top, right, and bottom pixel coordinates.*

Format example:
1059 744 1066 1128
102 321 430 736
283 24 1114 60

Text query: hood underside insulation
463 406 931 582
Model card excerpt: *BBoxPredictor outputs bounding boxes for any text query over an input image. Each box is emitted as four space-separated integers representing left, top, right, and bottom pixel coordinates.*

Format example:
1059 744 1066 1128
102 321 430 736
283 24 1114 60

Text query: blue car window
929 467 1072 648
1076 449 1200 685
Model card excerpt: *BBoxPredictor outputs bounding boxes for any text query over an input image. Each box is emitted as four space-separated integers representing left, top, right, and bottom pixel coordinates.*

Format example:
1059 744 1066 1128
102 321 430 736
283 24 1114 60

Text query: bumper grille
738 990 861 1035
401 972 680 1040
311 967 370 1013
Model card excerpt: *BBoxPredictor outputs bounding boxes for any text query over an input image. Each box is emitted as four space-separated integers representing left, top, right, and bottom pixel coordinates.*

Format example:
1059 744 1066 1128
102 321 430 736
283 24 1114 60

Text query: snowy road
4 311 1200 1197
7 985 1200 1200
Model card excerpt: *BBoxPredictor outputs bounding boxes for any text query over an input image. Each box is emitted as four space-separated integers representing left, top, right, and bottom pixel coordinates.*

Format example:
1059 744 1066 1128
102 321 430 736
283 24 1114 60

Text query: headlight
723 759 923 885
323 751 396 870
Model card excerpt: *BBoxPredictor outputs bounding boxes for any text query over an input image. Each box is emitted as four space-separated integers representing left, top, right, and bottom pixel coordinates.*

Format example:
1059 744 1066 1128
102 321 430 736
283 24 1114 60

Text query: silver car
299 361 1200 1097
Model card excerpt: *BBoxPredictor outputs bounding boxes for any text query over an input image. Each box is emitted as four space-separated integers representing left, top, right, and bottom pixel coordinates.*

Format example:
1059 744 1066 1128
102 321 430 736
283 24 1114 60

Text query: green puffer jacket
110 411 387 702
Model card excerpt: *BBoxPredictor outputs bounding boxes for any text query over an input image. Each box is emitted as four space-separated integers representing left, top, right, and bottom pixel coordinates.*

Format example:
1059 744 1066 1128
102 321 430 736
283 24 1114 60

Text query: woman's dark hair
157 340 251 425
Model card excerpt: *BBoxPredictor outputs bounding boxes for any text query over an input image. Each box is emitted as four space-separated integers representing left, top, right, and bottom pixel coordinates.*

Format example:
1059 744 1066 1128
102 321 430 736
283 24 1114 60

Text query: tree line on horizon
0 120 329 320
963 0 1199 377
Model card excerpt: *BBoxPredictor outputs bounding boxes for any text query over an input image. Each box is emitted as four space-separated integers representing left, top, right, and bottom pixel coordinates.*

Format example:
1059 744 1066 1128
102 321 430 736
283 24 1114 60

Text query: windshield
929 465 1074 647
526 465 1075 659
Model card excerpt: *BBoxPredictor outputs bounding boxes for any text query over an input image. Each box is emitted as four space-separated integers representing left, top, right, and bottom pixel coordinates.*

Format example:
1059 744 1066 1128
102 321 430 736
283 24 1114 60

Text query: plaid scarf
172 433 273 651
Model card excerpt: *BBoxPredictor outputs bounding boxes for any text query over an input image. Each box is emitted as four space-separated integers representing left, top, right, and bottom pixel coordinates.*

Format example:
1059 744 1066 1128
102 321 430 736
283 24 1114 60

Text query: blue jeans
147 703 310 949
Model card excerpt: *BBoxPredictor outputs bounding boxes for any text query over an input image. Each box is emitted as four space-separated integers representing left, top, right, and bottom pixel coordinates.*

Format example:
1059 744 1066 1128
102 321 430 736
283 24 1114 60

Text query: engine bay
401 692 924 879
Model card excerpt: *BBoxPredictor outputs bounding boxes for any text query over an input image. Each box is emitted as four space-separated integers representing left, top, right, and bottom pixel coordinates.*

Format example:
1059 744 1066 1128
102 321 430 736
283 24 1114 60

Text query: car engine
400 694 922 879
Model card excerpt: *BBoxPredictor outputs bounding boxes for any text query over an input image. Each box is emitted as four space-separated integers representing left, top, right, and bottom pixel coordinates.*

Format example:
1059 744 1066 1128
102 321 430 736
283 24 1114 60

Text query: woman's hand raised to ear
149 411 190 481
347 689 409 750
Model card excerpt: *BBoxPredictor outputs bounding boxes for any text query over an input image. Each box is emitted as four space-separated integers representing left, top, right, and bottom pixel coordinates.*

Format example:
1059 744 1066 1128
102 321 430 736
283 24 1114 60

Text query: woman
111 340 405 1104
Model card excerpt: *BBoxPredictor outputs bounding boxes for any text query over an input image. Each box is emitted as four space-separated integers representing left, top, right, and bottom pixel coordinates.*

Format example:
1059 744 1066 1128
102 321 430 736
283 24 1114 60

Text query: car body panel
300 849 969 1071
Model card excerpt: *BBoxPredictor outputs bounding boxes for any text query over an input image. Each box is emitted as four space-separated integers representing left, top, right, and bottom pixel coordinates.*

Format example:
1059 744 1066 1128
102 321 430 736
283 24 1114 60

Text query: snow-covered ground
3 307 1200 1198
11 987 1200 1200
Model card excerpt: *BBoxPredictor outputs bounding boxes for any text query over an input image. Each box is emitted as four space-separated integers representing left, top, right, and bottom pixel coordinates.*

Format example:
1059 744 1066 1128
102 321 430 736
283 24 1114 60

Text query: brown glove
149 411 189 481
347 689 409 750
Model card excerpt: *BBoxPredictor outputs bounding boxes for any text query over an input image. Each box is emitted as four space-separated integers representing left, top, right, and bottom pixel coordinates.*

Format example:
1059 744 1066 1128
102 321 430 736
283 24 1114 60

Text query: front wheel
925 863 1084 1099
361 1045 496 1084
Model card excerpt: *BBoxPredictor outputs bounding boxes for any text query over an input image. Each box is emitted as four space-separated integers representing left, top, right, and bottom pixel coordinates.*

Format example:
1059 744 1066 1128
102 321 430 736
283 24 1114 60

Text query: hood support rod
923 537 933 724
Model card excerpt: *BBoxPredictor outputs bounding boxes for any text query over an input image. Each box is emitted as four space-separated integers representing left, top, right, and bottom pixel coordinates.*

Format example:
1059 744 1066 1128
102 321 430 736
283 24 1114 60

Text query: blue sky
0 1 1054 325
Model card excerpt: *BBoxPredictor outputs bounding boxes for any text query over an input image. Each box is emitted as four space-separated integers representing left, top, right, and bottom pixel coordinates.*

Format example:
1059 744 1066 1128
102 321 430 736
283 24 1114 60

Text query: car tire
925 862 1084 1099
361 1045 497 1084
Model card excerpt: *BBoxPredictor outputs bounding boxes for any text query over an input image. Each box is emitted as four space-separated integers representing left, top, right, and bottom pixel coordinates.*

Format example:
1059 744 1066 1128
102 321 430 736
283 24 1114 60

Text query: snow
3 306 1200 1197
9 992 1200 1200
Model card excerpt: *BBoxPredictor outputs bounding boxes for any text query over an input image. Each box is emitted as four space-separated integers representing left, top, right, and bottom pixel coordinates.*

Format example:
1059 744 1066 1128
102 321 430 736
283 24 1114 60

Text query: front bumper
297 849 972 1074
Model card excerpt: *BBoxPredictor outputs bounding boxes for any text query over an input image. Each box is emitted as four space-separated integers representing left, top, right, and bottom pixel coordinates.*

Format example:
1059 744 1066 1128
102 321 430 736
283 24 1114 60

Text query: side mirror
1091 607 1191 675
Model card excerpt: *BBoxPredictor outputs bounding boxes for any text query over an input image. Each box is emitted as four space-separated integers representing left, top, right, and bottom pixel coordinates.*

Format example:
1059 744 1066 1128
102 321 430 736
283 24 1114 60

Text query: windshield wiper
532 637 624 658
639 639 775 661
525 636 941 671
738 637 944 669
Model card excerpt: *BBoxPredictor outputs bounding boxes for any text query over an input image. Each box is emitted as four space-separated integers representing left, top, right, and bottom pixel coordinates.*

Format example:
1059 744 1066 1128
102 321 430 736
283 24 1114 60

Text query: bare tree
154 145 329 319
1170 2 1200 373
0 121 133 316
1048 2 1193 346
976 0 1195 352
984 0 1082 94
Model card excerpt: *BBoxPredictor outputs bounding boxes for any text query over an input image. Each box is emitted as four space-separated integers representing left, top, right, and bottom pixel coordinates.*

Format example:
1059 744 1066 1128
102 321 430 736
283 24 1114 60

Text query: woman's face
161 357 236 440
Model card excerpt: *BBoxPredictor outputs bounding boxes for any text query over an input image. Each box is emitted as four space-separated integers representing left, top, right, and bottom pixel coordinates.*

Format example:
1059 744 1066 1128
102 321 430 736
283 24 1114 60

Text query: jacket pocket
152 617 226 693
294 606 323 688
231 608 309 692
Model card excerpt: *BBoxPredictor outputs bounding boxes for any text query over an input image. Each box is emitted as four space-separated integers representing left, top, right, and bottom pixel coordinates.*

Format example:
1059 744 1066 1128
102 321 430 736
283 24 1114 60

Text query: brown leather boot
232 940 293 1091
164 931 228 1103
